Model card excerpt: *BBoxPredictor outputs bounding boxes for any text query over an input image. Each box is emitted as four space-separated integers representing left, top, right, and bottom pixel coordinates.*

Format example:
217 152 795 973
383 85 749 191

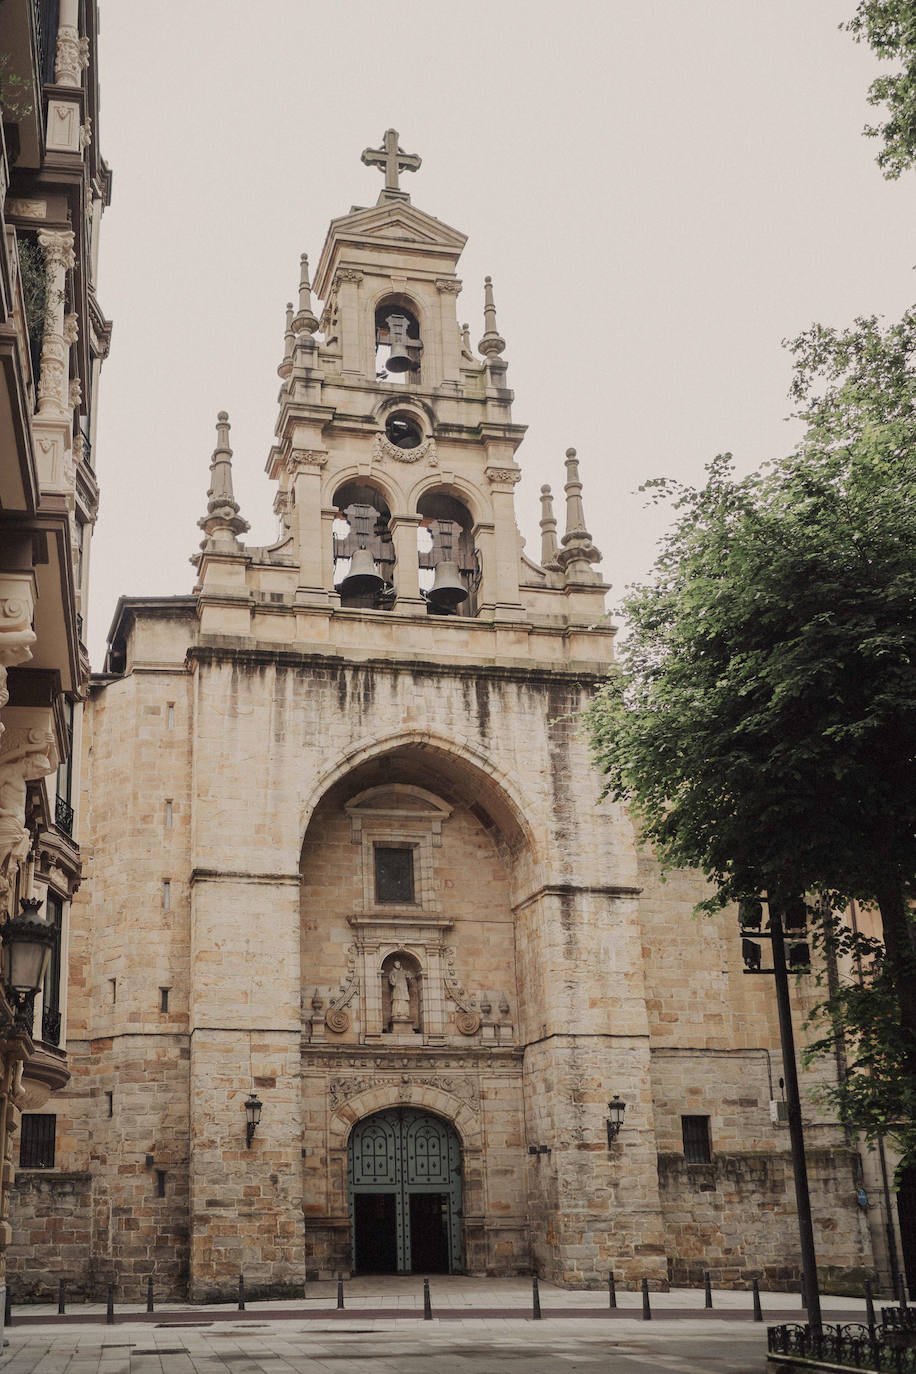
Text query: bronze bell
385 313 417 373
427 560 468 611
340 547 384 598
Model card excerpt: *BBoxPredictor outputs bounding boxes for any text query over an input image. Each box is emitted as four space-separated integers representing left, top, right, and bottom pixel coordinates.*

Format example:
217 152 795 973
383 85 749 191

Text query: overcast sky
87 1 916 667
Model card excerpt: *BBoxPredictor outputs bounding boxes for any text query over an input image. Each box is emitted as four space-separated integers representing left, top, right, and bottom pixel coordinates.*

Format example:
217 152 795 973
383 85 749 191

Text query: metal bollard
238 1274 245 1311
865 1278 876 1330
106 1284 115 1325
147 1275 154 1313
704 1270 712 1309
752 1278 763 1322
423 1277 432 1320
337 1272 344 1310
642 1277 651 1320
608 1271 616 1309
532 1274 541 1320
58 1279 65 1315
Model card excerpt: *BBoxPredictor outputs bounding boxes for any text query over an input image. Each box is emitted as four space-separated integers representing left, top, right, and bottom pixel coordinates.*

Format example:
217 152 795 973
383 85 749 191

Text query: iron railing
34 0 60 87
54 795 73 836
41 1005 61 1046
768 1322 916 1372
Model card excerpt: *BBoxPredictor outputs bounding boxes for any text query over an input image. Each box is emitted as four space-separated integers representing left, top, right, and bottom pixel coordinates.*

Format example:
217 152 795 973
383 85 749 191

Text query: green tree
846 1 916 178
583 309 916 1163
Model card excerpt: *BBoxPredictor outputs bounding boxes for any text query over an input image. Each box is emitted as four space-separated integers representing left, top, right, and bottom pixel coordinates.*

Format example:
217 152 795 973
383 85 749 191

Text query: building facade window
681 1115 712 1163
374 846 415 905
20 1114 56 1168
41 891 63 1046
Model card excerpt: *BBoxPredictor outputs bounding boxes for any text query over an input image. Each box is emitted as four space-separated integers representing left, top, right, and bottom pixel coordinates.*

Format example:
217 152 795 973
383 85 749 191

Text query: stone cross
361 129 421 196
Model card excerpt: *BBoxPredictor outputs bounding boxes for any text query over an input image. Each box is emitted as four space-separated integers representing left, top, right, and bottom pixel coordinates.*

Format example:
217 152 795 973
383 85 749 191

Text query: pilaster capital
335 268 364 285
484 465 522 488
286 449 328 475
435 278 462 295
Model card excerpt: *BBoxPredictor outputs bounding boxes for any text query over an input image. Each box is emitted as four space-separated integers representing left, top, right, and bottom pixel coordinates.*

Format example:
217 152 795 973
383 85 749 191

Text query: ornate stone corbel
435 278 462 295
0 727 55 920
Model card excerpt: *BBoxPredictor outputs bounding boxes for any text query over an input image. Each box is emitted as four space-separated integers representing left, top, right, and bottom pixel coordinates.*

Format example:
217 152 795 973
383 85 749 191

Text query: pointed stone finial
361 128 421 204
292 254 319 335
195 411 250 556
556 448 602 581
539 484 562 569
478 276 506 358
278 303 295 379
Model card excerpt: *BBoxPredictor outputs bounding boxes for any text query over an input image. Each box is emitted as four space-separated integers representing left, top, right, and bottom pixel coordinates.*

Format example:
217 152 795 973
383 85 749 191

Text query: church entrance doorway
348 1107 462 1274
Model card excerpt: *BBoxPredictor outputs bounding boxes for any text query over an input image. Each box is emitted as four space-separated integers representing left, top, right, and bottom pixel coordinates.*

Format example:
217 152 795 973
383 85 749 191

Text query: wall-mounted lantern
244 1092 262 1149
0 901 55 1034
606 1095 626 1146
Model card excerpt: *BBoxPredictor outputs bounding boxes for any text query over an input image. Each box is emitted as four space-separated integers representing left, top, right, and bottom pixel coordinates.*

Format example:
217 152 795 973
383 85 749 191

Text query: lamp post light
740 894 822 1333
244 1092 262 1149
1 899 55 1034
606 1095 626 1147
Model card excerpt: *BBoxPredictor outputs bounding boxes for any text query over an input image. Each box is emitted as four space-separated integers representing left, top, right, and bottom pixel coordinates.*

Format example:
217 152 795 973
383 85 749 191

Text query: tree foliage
584 310 916 1162
846 1 916 178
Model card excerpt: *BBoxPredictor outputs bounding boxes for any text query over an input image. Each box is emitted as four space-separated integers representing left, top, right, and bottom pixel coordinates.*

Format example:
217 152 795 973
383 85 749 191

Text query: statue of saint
388 960 412 1021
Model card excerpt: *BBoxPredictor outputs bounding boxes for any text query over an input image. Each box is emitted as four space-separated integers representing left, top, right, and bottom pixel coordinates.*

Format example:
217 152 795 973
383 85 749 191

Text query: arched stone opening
331 478 394 610
346 1106 462 1274
416 488 479 617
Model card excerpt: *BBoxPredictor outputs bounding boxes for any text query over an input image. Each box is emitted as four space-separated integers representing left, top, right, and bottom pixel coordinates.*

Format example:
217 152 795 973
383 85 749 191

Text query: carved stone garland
372 432 438 466
442 946 480 1036
325 945 359 1034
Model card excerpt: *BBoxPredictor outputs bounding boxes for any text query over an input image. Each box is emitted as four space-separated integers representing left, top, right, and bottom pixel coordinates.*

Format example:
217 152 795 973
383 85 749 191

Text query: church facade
8 133 886 1301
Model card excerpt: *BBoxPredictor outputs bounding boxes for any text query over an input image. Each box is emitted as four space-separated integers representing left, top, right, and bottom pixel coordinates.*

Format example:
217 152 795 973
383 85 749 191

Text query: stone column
35 230 74 420
388 515 424 614
334 270 364 377
484 469 524 620
435 278 463 385
287 450 328 603
54 0 90 88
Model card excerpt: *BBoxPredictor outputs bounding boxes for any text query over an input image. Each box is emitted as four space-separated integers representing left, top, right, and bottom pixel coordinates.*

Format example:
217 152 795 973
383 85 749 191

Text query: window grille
20 1114 56 1169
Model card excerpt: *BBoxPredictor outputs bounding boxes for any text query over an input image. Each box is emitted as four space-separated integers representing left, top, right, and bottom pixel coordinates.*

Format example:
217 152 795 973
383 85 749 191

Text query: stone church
9 132 890 1301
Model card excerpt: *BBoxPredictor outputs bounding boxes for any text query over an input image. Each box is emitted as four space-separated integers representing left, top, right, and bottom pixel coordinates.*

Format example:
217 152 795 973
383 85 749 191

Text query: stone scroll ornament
325 946 359 1034
443 947 481 1035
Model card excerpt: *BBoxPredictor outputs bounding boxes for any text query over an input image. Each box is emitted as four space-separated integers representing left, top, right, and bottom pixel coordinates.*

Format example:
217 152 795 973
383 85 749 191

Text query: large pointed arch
297 727 537 862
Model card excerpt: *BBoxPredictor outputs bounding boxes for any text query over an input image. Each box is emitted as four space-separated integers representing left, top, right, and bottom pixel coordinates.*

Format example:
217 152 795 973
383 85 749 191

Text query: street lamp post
742 898 822 1333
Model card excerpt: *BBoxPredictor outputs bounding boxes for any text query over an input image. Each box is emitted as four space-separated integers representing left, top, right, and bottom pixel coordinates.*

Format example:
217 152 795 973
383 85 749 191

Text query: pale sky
87 1 916 667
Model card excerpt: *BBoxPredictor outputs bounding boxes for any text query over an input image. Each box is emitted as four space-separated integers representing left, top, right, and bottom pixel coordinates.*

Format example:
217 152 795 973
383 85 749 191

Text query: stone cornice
187 641 613 690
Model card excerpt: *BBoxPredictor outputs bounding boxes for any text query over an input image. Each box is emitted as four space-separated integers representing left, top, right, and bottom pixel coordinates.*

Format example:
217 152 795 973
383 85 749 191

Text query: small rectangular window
374 846 414 905
164 800 173 829
681 1115 712 1163
166 704 175 729
155 1169 167 1198
160 987 169 1013
162 881 171 911
20 1114 56 1168
105 1091 113 1117
108 977 116 1004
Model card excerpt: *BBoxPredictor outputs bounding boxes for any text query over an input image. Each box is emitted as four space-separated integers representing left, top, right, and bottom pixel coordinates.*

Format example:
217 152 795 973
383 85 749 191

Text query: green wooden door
348 1107 462 1274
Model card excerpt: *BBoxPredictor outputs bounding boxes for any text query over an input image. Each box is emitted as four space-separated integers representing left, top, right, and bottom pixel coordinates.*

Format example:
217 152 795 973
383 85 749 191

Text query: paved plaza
1 1278 871 1372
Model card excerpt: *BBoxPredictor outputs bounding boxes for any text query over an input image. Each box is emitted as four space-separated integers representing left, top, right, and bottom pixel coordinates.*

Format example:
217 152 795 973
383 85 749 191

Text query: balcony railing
41 1006 61 1046
35 0 60 87
54 795 73 836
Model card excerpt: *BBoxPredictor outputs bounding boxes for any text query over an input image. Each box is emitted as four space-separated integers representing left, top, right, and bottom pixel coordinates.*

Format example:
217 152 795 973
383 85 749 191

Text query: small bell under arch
340 547 385 598
427 560 468 611
384 313 418 373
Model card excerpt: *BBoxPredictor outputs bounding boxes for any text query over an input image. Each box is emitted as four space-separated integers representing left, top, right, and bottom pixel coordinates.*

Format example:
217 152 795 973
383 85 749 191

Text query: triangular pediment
314 201 467 298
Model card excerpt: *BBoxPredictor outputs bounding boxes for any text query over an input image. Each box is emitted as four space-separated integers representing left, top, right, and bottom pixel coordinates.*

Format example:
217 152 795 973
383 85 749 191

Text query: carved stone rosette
372 433 437 466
